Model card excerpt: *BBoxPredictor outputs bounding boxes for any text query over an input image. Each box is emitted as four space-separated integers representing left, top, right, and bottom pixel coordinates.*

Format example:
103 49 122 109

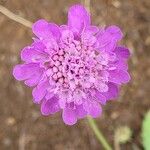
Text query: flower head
13 4 130 125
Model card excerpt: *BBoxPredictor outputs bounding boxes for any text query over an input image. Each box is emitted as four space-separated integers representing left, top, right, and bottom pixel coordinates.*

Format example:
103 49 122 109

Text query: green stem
87 116 112 150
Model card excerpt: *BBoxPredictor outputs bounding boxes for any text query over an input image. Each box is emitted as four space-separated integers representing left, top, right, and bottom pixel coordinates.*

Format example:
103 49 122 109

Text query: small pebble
6 117 16 126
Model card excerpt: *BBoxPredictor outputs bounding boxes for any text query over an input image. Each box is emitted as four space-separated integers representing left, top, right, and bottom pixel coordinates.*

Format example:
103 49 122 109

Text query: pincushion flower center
48 40 98 92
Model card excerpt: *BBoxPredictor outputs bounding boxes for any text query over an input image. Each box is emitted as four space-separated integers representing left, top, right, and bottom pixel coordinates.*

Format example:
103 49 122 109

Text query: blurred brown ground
0 0 150 150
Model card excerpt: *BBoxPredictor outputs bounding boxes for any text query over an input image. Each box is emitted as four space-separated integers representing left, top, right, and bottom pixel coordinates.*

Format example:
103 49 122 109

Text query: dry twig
0 5 32 28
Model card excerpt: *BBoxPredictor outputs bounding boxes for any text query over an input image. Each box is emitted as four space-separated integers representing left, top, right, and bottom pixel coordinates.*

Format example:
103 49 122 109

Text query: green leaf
142 111 150 150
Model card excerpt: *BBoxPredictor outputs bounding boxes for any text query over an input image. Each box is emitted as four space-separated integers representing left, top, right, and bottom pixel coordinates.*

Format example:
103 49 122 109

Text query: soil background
0 0 150 150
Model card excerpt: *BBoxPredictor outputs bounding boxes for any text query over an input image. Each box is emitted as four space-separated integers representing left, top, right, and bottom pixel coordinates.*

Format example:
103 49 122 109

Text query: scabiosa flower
13 4 130 125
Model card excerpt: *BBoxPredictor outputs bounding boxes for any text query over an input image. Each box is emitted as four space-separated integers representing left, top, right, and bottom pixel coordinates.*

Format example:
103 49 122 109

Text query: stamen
58 77 64 84
53 66 58 73
55 60 61 66
57 72 63 78
53 54 59 61
58 49 64 55
52 73 58 80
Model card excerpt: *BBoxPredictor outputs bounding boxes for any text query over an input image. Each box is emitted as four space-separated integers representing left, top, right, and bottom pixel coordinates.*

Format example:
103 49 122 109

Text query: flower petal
21 46 47 63
111 60 128 71
95 81 108 92
68 4 90 35
115 46 130 59
32 81 49 103
48 23 61 41
87 26 99 34
83 100 102 118
102 83 119 100
32 19 52 38
13 63 41 81
62 108 77 125
95 92 107 105
61 30 74 44
32 40 46 52
109 70 131 84
42 38 59 53
32 19 61 40
97 26 123 51
106 26 123 41
24 73 42 87
76 104 87 119
41 96 60 115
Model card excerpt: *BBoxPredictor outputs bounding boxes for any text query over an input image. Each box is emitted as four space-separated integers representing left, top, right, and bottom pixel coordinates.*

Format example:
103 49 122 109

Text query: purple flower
13 4 130 125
